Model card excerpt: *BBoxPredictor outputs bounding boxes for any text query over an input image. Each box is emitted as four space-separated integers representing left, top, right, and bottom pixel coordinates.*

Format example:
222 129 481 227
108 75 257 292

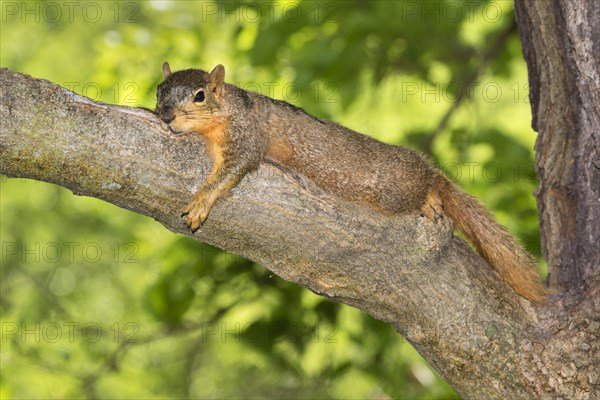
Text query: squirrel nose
157 106 175 124
161 115 174 124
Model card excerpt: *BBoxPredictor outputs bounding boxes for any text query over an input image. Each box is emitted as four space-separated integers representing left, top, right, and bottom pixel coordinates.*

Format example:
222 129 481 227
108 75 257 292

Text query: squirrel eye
194 90 205 103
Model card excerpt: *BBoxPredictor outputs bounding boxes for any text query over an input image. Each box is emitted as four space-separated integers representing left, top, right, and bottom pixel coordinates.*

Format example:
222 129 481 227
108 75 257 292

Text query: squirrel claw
184 215 201 233
183 199 209 233
188 215 203 232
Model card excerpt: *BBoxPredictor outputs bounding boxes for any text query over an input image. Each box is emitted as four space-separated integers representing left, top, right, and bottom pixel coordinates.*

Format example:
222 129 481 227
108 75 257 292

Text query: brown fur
434 174 546 302
421 190 444 222
267 135 294 163
156 62 546 302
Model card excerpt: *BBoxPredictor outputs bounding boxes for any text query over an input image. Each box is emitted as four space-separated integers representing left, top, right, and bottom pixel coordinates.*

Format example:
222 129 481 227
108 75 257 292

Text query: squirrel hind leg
420 190 444 222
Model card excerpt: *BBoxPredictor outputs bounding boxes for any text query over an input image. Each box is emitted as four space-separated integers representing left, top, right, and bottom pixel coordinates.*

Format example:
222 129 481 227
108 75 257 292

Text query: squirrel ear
209 64 225 94
162 62 171 79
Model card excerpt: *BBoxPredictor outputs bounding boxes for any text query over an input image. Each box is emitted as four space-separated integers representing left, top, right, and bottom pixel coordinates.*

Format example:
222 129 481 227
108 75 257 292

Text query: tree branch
0 68 594 398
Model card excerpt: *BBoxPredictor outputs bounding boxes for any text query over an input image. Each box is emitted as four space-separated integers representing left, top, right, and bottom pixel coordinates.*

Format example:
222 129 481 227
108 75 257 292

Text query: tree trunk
513 0 600 396
0 2 598 396
515 0 600 294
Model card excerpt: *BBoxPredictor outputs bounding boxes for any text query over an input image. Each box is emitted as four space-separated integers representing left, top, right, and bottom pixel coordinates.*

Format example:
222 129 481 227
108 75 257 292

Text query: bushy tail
437 175 546 303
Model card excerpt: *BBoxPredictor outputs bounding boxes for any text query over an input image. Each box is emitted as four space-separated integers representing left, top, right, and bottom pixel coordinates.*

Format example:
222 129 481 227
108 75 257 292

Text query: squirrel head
156 62 228 135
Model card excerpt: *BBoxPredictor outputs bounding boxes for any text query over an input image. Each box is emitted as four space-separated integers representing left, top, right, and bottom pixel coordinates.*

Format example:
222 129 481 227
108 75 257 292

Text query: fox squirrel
155 62 546 303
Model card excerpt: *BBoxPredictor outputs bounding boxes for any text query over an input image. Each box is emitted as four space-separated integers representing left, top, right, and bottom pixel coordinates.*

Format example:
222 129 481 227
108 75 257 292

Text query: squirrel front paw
182 195 211 232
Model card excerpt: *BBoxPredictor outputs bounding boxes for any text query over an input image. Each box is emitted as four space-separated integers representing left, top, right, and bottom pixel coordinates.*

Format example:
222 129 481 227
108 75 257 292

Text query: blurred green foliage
1 0 541 398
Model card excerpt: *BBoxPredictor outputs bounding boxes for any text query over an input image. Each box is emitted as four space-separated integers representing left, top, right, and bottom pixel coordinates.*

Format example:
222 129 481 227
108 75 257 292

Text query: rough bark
514 0 600 397
1 8 599 392
514 0 600 295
